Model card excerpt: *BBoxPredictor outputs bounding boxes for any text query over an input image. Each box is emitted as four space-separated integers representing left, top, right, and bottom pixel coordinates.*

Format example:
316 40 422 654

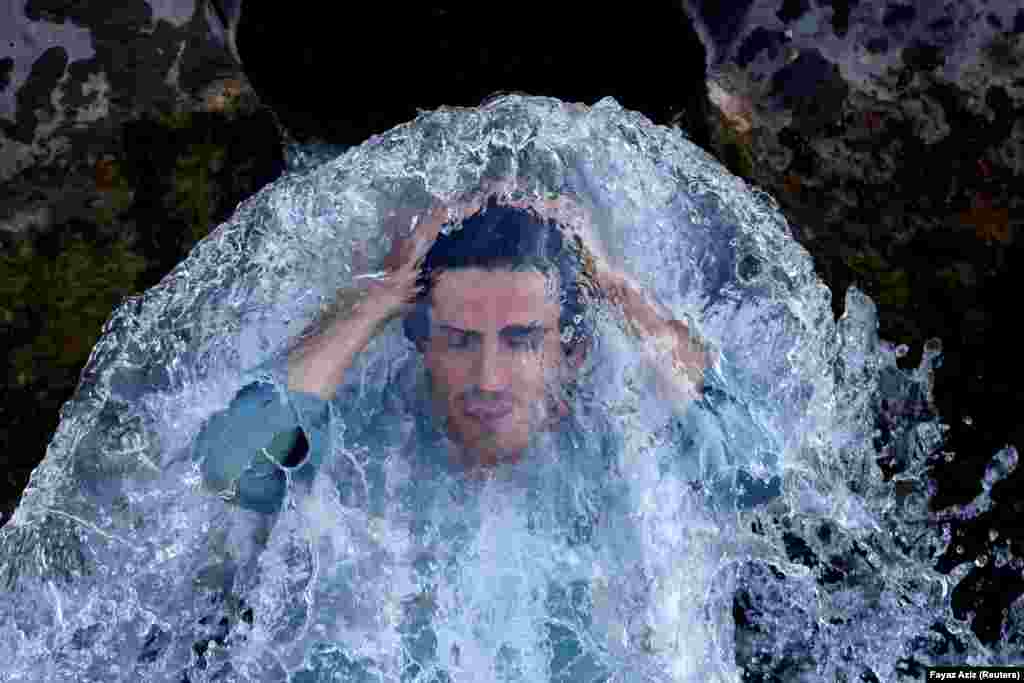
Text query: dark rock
737 28 789 69
685 0 757 61
232 0 708 147
0 57 13 92
689 0 1024 651
827 0 859 38
0 0 284 525
776 0 811 25
882 3 916 29
866 36 889 53
771 50 849 134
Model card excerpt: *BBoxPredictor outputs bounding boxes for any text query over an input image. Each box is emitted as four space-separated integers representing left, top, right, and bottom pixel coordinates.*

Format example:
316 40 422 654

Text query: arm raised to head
286 203 463 400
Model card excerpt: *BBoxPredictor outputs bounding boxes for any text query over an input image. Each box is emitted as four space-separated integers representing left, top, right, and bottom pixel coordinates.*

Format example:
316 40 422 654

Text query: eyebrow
438 321 547 338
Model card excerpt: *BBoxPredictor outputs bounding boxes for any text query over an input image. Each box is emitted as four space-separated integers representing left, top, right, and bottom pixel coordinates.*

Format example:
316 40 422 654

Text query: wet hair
402 195 592 357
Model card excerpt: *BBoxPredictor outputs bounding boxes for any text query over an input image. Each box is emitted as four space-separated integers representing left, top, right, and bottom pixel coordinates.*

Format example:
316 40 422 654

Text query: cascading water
0 95 1018 682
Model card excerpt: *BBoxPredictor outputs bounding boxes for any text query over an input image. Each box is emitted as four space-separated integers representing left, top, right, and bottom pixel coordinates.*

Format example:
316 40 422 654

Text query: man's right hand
353 204 451 326
288 197 483 399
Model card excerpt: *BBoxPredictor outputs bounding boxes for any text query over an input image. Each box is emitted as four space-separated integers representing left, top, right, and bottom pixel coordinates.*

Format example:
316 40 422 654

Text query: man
189 191 726 678
194 191 711 512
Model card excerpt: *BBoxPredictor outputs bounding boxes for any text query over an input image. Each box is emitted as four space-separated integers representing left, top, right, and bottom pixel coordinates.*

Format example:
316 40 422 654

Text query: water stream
0 95 1017 681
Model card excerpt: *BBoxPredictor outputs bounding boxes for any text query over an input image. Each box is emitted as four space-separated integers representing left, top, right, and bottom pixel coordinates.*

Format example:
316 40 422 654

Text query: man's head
402 196 593 471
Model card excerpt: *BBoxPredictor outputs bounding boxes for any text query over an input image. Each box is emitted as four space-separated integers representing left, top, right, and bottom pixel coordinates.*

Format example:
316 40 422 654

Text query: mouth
464 402 514 422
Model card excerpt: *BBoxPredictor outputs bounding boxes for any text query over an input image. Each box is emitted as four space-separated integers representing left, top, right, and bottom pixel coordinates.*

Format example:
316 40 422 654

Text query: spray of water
0 95 1017 681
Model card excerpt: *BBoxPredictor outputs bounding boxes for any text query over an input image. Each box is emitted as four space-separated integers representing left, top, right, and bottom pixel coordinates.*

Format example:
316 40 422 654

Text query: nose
475 338 510 393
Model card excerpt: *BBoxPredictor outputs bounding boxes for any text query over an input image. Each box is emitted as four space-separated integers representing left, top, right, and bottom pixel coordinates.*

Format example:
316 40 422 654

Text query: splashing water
0 95 1018 681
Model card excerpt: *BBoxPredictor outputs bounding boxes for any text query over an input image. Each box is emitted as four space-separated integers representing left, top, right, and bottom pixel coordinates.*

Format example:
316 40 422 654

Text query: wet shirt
192 353 630 680
192 352 619 515
191 350 777 679
192 329 780 514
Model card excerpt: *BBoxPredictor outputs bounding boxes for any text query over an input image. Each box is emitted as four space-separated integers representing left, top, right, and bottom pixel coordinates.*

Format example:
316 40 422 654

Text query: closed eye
446 329 477 350
438 324 546 351
506 335 542 351
504 325 546 351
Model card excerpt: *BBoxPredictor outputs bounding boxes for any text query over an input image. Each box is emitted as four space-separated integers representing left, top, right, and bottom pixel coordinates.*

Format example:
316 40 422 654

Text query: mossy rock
876 269 911 308
172 141 227 244
844 248 889 275
710 112 756 179
1 234 147 384
92 158 135 228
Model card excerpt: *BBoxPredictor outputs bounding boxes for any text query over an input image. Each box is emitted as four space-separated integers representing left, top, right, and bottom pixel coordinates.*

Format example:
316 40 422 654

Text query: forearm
287 292 391 400
604 272 711 401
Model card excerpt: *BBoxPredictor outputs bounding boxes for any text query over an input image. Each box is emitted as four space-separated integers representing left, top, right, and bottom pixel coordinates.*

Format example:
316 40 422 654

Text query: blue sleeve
192 363 331 514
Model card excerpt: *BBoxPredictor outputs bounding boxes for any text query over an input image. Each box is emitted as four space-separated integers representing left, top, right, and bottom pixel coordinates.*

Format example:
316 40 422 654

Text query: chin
456 437 526 471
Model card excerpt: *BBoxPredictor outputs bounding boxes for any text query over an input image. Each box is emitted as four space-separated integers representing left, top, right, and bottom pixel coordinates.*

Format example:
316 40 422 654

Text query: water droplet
975 554 988 567
989 529 999 542
963 416 973 426
956 545 964 554
944 452 955 462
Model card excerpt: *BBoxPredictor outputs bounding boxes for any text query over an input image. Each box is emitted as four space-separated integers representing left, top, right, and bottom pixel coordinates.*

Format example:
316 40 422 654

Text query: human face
423 267 569 472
